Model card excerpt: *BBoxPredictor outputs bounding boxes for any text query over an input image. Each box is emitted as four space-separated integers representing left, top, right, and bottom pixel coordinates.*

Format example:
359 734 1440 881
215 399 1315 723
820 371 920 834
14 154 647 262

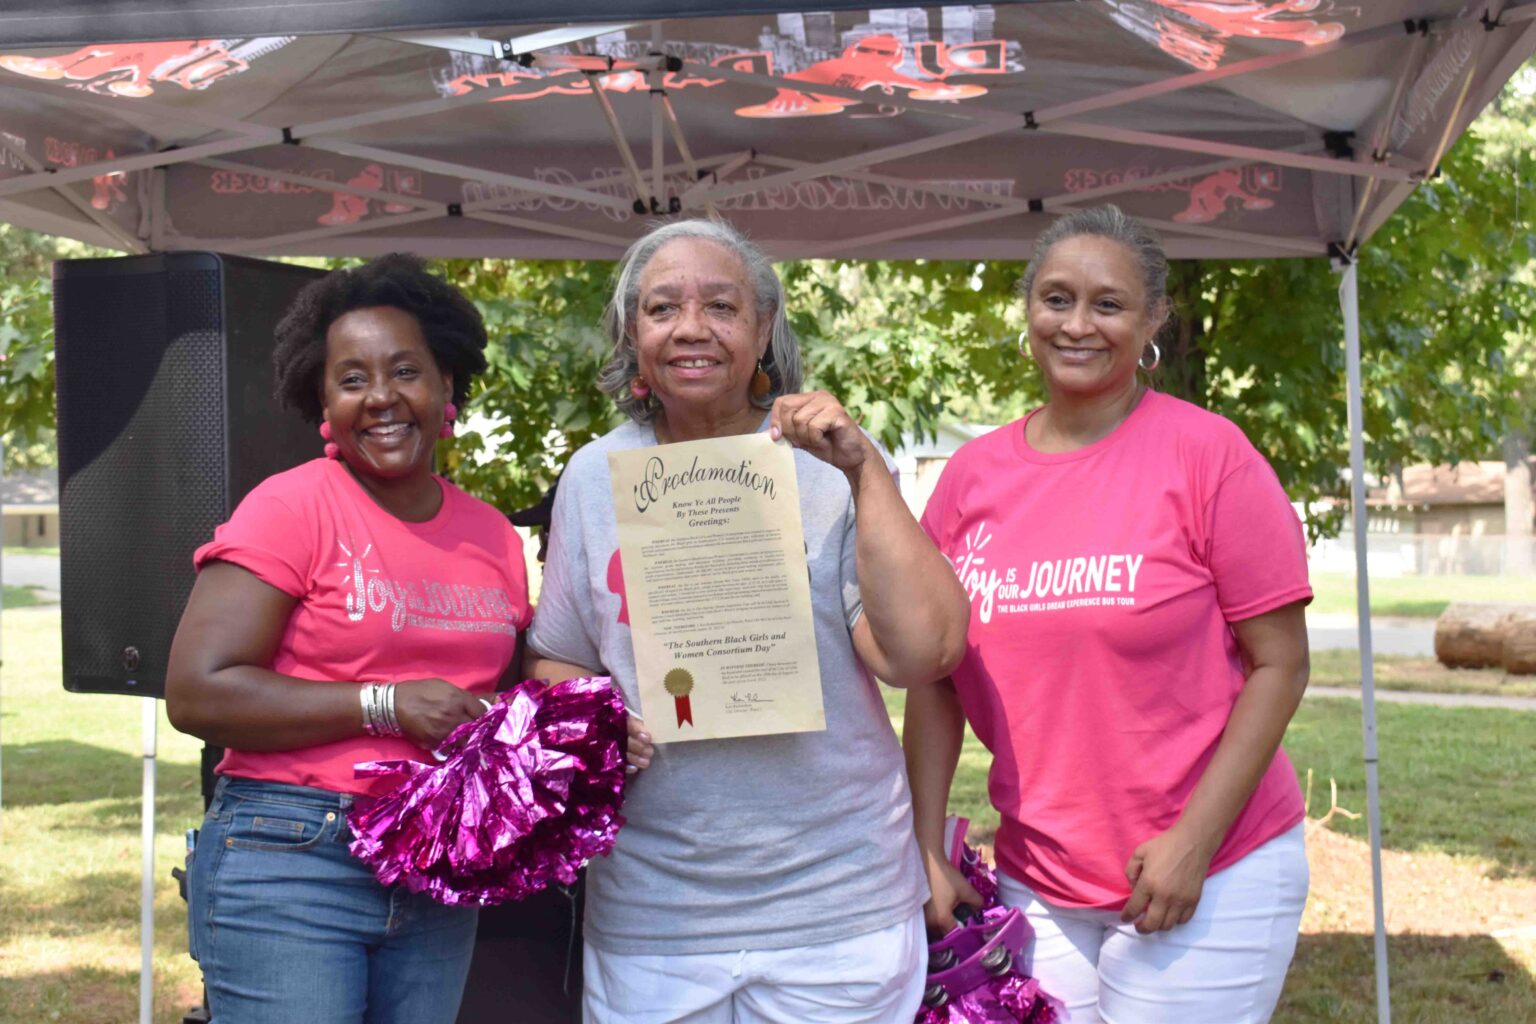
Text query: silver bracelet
383 682 401 738
360 683 378 736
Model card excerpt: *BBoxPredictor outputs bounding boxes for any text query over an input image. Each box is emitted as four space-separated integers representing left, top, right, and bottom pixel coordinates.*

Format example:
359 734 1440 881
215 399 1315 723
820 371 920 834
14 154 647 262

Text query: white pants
582 911 927 1024
998 823 1308 1024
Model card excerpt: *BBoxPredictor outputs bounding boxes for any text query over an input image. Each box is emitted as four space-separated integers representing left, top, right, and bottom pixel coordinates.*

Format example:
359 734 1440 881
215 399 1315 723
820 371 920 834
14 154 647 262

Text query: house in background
1369 459 1536 534
1 468 59 548
1361 459 1536 575
892 421 997 517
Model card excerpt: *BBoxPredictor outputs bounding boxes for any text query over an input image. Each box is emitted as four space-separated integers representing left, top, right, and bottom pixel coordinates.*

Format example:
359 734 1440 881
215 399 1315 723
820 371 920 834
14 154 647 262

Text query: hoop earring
1017 330 1030 359
1139 342 1161 372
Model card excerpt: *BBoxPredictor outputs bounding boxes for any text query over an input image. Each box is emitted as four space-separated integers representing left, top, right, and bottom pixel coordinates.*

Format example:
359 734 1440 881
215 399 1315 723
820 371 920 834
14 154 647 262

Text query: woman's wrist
842 439 884 493
1169 812 1226 862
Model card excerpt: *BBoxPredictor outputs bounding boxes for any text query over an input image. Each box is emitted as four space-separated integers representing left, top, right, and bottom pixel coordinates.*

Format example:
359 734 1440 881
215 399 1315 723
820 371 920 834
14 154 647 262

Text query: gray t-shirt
528 419 927 955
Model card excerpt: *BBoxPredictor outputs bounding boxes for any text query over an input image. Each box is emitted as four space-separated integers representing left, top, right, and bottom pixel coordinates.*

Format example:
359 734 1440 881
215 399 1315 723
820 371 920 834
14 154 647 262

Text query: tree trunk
1434 602 1523 669
1505 430 1533 576
1503 608 1536 675
1159 261 1208 407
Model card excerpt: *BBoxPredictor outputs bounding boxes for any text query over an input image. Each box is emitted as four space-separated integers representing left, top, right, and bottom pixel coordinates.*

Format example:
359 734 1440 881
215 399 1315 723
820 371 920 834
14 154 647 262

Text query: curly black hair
272 253 488 424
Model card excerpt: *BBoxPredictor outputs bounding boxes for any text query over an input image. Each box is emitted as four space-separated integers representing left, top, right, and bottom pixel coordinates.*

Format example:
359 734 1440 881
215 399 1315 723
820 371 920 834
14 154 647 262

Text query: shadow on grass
0 963 202 1024
1 739 201 810
1278 932 1534 1023
0 869 145 939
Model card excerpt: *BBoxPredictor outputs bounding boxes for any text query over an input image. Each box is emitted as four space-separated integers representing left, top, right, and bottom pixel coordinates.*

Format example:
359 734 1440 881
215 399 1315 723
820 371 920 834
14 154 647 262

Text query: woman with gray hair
906 205 1312 1022
526 217 969 1022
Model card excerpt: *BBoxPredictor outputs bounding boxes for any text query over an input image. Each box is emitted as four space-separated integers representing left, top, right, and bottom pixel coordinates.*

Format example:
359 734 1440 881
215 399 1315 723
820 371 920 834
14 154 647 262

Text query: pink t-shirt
920 390 1311 909
194 458 530 796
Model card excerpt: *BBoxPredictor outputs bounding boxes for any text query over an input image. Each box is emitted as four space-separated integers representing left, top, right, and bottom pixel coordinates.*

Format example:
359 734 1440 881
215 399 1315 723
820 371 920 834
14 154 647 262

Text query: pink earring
440 402 458 439
629 376 651 400
319 422 339 459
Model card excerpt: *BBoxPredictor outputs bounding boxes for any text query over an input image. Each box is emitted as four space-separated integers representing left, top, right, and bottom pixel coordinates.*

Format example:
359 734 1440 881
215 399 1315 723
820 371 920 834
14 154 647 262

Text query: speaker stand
139 697 158 1024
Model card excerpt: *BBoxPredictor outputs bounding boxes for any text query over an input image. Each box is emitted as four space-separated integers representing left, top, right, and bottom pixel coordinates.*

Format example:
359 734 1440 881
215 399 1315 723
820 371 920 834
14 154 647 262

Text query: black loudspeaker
53 252 325 697
456 881 585 1023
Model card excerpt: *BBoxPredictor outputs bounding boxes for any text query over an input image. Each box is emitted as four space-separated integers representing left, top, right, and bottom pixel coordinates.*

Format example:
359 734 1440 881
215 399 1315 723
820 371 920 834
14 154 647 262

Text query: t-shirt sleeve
500 516 534 631
526 469 604 671
193 489 312 598
1204 457 1313 621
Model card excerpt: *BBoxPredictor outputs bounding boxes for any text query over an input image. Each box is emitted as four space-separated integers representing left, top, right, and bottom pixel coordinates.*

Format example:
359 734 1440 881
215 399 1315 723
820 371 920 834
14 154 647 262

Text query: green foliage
436 258 621 512
435 255 1032 512
0 226 108 472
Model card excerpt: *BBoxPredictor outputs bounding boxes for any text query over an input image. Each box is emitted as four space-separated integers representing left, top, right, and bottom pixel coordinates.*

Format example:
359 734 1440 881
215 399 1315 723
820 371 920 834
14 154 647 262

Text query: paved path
1 552 59 594
1308 685 1536 711
1307 613 1435 657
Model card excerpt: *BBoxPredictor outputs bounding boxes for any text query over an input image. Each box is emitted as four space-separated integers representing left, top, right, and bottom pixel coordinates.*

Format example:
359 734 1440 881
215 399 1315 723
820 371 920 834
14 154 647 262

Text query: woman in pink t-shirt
165 255 531 1024
906 206 1312 1023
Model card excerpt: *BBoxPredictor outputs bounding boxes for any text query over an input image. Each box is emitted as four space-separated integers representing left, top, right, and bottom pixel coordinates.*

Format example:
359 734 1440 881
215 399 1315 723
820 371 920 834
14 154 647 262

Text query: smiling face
1025 234 1163 400
632 237 771 431
321 305 452 484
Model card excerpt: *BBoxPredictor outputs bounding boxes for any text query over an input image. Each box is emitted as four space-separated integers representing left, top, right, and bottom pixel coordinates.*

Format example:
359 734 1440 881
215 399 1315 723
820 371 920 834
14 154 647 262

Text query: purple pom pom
916 828 1059 1024
347 677 628 906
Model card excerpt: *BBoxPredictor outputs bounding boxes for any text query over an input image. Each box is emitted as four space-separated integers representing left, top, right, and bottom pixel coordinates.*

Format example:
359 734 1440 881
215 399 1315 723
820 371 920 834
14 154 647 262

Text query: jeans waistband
215 775 356 811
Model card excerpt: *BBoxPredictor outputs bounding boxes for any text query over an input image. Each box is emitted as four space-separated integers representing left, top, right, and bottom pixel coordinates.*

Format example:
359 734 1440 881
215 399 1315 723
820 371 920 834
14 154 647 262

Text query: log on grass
1500 608 1536 675
1434 602 1524 669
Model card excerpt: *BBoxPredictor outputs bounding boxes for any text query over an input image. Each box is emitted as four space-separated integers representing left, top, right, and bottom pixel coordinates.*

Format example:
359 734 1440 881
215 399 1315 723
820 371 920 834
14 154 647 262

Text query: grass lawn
1283 696 1536 880
1310 572 1536 618
1310 649 1536 699
3 584 51 609
2 608 205 1023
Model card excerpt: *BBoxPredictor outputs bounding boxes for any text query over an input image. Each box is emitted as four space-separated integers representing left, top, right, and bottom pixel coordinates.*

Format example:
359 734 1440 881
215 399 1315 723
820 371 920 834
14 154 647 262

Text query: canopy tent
0 4 1532 1023
0 1 1530 261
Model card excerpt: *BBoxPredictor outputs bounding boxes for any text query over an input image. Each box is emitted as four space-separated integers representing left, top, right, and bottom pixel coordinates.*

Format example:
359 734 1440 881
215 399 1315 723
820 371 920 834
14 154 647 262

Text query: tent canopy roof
0 1 1530 261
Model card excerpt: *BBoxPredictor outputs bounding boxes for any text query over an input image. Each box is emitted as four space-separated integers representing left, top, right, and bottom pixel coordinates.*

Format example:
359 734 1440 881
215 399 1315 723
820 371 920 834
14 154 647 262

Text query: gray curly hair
598 218 803 423
1019 205 1171 330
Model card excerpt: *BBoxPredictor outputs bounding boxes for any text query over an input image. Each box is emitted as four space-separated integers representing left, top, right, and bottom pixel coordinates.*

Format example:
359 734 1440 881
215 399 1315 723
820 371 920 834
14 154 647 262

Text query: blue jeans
188 776 478 1024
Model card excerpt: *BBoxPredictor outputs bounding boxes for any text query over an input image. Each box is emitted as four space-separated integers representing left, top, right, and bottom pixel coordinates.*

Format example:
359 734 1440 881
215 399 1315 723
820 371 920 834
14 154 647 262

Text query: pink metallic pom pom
440 402 457 439
319 421 333 440
324 442 340 459
916 824 1059 1024
348 677 627 907
915 965 1057 1024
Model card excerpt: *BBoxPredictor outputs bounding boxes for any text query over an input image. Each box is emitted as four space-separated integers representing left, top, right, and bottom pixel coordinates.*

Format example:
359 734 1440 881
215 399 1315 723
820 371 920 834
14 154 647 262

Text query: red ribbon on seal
664 669 694 729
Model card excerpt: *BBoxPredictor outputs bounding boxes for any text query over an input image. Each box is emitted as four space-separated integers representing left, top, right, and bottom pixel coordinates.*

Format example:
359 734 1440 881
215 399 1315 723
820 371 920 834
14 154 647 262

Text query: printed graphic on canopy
0 2 1526 263
0 37 295 97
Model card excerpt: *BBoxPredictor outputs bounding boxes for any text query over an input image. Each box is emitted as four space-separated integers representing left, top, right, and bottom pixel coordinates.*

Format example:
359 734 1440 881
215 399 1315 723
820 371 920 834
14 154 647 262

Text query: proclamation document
608 432 826 743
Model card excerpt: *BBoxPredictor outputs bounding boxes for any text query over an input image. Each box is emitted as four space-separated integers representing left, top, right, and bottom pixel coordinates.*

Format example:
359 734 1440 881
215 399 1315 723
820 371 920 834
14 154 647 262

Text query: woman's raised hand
392 678 490 750
769 391 872 475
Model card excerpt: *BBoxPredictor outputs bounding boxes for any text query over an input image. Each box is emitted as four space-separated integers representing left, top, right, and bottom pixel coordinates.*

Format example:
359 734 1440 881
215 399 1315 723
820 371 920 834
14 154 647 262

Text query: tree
0 226 107 471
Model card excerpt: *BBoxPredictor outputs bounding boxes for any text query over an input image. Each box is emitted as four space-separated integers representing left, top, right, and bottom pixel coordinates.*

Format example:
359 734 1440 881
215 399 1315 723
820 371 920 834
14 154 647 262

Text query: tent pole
1338 258 1391 1024
139 696 158 1024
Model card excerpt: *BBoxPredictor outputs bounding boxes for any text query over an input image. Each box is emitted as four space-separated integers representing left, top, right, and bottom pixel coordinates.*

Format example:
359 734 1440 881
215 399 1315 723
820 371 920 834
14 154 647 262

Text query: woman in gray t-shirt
526 218 969 1023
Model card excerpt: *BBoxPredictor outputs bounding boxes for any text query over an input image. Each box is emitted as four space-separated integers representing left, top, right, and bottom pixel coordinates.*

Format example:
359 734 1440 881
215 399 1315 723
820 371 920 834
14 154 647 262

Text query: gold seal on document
663 668 695 697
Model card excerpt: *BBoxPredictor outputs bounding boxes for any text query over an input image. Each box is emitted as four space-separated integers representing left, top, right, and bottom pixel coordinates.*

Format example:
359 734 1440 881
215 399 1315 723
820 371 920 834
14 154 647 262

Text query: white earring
1018 330 1029 359
1138 342 1161 371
